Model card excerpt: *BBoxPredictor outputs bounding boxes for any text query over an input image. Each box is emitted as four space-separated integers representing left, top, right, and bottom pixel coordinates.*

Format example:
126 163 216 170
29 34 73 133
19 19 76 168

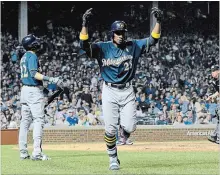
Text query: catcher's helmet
211 65 219 71
21 34 41 51
111 21 128 32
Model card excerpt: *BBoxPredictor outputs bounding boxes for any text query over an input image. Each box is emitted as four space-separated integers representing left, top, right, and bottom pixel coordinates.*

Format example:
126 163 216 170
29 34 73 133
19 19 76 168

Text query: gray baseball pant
102 82 137 136
19 86 45 158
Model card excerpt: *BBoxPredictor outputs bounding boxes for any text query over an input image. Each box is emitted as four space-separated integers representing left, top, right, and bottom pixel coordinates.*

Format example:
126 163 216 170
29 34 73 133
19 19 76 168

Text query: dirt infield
14 141 219 152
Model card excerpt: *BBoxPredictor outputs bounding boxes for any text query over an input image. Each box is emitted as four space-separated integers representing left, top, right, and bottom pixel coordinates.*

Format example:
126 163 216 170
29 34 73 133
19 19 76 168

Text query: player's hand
82 8 93 27
49 77 60 84
151 7 163 23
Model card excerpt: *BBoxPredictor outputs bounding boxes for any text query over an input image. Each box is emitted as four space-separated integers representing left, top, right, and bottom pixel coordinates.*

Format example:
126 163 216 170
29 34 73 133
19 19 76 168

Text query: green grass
1 145 219 175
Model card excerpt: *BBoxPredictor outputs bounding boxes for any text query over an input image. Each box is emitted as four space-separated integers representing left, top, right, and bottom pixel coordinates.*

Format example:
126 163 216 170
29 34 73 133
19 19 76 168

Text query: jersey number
124 60 132 71
20 57 28 78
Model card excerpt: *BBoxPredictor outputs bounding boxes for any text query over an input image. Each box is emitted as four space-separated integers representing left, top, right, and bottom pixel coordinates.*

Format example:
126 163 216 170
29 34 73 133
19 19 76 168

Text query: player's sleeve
28 54 38 77
79 40 103 59
136 36 159 53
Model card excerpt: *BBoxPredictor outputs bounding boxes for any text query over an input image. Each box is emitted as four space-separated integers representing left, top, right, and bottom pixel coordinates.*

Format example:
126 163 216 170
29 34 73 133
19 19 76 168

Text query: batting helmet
111 21 128 32
21 34 41 51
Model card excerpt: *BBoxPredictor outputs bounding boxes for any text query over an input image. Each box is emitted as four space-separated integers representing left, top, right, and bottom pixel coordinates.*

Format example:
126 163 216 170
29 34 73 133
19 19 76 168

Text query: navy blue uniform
80 33 159 171
19 34 52 161
212 79 219 92
20 51 42 86
79 9 162 169
19 50 45 158
80 37 157 84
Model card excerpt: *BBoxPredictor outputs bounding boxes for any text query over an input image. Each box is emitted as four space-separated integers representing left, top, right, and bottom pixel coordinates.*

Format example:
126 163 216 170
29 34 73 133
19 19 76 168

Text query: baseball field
1 141 219 175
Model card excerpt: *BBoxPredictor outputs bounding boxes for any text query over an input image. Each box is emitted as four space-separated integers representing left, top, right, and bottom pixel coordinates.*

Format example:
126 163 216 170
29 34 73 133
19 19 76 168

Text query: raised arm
148 7 163 46
79 8 100 58
79 8 92 55
80 8 92 40
136 7 163 53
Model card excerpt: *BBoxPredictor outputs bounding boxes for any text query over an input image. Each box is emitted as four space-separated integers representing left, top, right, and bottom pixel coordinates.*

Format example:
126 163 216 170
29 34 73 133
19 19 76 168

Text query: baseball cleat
20 155 30 160
126 138 133 145
117 140 125 145
117 138 133 145
208 136 219 144
208 135 217 142
31 153 51 161
109 158 120 170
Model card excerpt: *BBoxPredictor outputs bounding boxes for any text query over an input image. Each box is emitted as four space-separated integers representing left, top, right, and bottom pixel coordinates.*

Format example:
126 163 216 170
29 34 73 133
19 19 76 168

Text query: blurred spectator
1 112 8 129
55 104 68 125
7 114 18 129
77 109 89 126
1 2 219 127
66 109 78 126
195 98 210 124
87 109 100 126
80 86 93 108
173 114 184 126
156 112 168 125
138 94 148 113
60 80 71 102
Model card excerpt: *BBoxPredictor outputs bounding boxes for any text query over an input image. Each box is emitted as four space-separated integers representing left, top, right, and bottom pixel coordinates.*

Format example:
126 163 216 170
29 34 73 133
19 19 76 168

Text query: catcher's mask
110 21 128 43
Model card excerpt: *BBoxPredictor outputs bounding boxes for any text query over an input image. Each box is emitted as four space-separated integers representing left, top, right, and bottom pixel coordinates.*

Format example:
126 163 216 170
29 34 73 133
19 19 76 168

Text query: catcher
207 66 219 144
79 7 162 170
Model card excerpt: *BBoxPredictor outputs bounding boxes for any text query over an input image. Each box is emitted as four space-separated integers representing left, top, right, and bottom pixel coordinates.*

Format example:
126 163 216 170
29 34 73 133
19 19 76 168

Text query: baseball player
79 8 163 170
19 34 61 160
207 66 219 144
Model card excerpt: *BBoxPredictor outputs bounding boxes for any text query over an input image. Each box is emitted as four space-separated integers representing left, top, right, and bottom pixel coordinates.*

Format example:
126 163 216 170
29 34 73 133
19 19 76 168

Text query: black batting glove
151 7 163 23
82 8 93 27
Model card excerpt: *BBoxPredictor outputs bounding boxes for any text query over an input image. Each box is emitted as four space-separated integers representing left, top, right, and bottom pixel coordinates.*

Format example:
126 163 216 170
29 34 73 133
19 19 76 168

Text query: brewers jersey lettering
91 38 151 84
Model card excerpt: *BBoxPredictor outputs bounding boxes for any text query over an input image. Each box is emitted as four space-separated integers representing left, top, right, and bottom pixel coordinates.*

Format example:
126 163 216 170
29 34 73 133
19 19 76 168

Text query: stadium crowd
1 4 219 129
